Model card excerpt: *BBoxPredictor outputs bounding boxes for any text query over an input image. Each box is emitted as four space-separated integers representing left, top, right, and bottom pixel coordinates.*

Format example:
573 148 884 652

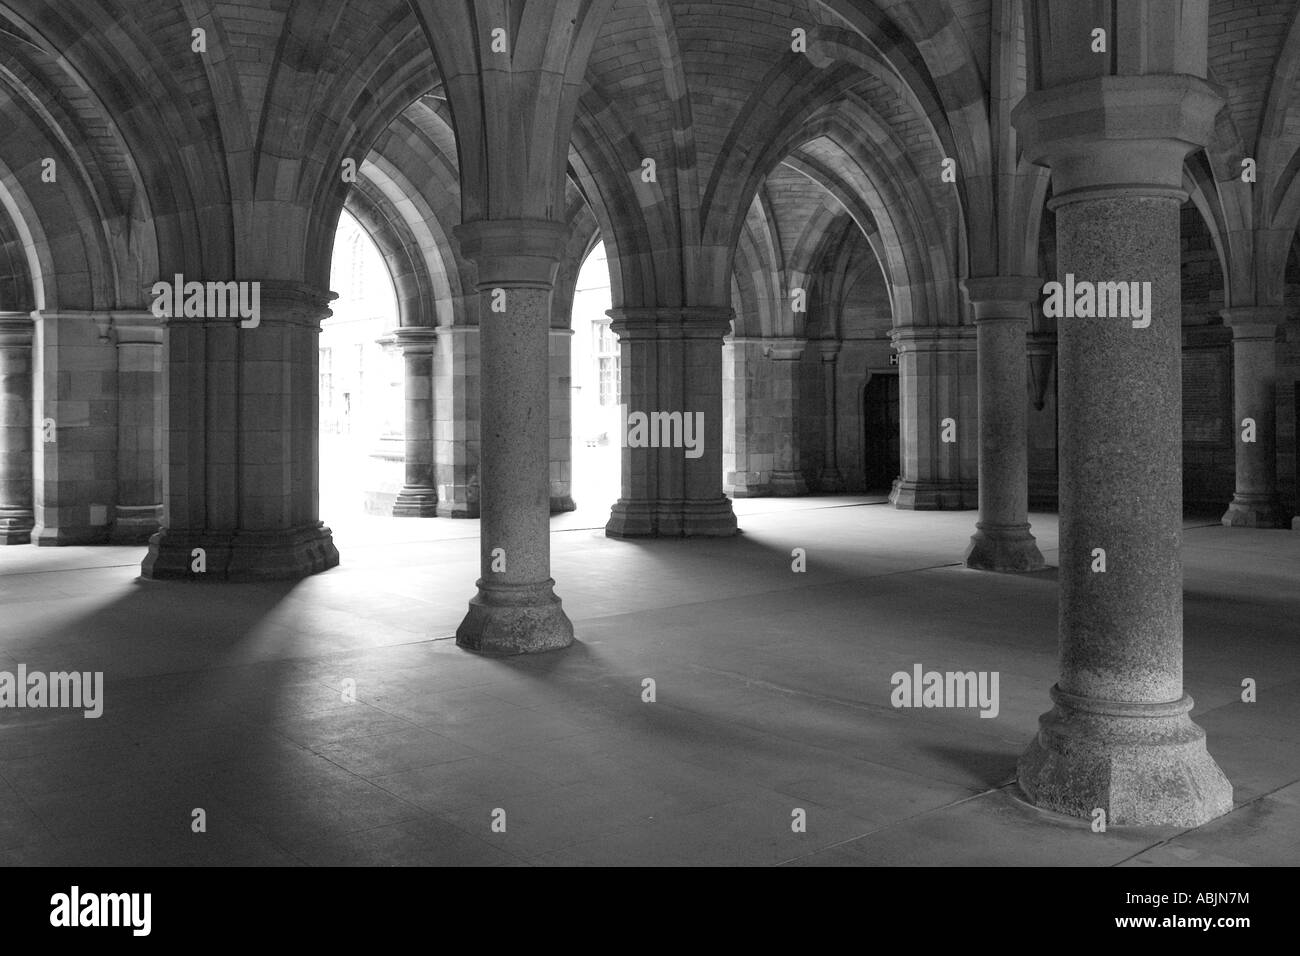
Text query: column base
436 483 478 518
725 472 767 497
817 468 845 493
33 525 109 546
437 502 478 518
550 494 576 514
456 579 574 655
1018 686 1233 827
0 509 33 545
141 523 340 581
1220 495 1289 529
110 505 162 545
964 523 1045 572
392 487 439 518
769 470 809 496
605 497 738 538
889 479 977 510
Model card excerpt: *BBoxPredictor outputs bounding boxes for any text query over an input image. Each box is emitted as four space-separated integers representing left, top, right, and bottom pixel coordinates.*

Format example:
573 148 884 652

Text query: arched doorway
568 241 620 515
321 209 401 520
863 372 900 493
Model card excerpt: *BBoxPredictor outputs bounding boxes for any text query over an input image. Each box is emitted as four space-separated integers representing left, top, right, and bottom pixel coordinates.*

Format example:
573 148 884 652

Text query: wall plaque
1182 347 1230 445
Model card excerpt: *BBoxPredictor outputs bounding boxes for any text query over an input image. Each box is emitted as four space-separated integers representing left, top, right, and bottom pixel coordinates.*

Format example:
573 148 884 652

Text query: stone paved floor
0 497 1296 866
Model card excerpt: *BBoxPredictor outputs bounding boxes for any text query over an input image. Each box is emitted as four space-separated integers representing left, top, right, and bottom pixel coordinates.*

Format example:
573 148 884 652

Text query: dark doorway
864 372 901 492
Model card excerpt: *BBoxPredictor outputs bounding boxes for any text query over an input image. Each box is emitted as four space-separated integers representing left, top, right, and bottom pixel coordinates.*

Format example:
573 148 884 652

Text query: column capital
889 325 976 352
392 325 439 353
30 309 97 320
143 279 334 329
258 281 336 329
763 337 807 361
962 276 1042 321
454 219 568 290
816 339 841 361
110 310 163 347
607 307 733 341
29 310 117 343
1221 306 1287 340
1014 75 1223 204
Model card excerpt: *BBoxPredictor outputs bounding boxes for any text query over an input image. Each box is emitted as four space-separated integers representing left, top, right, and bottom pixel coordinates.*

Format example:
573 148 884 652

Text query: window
320 347 333 408
319 347 335 432
593 320 620 407
349 232 366 302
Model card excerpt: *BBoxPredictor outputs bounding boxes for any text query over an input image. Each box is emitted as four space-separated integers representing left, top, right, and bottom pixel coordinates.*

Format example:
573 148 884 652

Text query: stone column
817 340 844 491
607 308 738 536
142 282 339 580
1220 307 1287 528
1013 75 1232 825
0 312 33 544
766 339 809 495
888 326 977 509
962 278 1044 572
111 312 163 544
392 326 438 517
453 219 572 655
549 327 576 512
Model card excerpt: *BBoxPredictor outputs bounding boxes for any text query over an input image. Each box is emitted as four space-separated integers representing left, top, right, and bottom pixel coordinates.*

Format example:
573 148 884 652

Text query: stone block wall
32 312 118 545
722 336 815 496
